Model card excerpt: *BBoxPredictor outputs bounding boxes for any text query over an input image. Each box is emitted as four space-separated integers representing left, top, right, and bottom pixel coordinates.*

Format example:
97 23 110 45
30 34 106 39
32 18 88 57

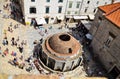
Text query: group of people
8 57 25 69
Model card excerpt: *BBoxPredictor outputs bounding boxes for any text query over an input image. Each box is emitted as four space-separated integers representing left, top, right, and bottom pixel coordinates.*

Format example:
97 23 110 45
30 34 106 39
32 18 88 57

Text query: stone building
36 33 83 72
18 0 112 25
89 2 120 79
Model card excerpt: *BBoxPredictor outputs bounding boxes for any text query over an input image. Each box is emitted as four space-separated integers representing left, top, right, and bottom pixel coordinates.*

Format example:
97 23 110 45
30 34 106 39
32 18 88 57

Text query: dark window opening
46 0 50 2
84 8 87 13
87 1 90 4
109 32 116 38
58 7 62 13
46 6 49 13
93 8 97 13
30 7 36 13
96 1 99 4
51 18 54 20
105 32 116 47
68 48 72 53
59 34 71 41
98 16 102 20
31 0 35 2
58 0 63 2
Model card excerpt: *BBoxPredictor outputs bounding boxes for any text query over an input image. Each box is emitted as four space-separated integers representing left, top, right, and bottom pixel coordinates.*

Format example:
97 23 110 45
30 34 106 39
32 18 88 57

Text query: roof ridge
105 5 120 16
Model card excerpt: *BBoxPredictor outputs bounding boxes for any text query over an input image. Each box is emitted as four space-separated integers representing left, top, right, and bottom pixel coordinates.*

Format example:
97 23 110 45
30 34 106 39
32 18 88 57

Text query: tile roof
99 2 120 27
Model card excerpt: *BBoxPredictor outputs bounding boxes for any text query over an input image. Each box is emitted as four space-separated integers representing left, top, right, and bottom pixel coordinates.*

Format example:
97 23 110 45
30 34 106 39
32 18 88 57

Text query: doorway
45 18 49 24
108 66 120 79
30 18 37 26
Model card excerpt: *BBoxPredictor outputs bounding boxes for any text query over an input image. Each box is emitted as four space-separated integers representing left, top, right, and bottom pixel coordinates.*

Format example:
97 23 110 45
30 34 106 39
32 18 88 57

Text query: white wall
65 0 83 15
23 0 67 24
22 0 113 24
80 0 112 15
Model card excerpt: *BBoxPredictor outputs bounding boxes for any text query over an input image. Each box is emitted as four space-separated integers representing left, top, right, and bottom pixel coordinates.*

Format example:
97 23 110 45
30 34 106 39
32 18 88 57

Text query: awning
86 33 93 40
81 20 91 30
65 15 73 18
57 16 64 20
36 18 46 25
88 14 95 20
73 15 88 20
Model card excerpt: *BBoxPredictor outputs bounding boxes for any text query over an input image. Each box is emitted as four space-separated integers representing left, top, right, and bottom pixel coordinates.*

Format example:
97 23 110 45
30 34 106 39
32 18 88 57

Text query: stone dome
48 33 80 54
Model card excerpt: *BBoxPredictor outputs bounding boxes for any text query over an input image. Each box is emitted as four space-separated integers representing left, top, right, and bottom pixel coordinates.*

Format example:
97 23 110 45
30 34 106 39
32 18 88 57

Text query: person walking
18 45 23 53
11 37 15 46
2 39 6 46
6 39 8 45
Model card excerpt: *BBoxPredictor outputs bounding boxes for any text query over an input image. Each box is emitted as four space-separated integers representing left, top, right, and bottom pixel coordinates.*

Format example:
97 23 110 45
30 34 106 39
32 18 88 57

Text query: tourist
13 57 19 66
39 38 43 44
19 55 23 60
21 40 24 46
19 62 25 69
3 48 9 56
14 25 16 29
10 28 13 33
11 37 15 46
11 51 17 56
18 45 23 53
33 40 37 44
14 41 17 46
26 56 32 63
6 39 8 45
24 40 27 45
45 29 47 33
5 48 9 52
2 39 6 46
8 27 10 31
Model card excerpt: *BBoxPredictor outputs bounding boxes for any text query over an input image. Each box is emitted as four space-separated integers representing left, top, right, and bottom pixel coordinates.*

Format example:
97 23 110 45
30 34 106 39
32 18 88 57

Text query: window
58 6 62 13
75 11 78 14
98 16 102 23
96 1 99 4
98 16 102 20
105 32 116 47
84 8 88 13
105 2 107 5
30 7 36 13
69 1 73 8
67 11 70 14
93 8 97 13
87 1 90 4
68 48 72 53
76 2 80 8
51 18 54 20
46 0 50 2
45 6 49 13
31 0 35 2
58 0 63 2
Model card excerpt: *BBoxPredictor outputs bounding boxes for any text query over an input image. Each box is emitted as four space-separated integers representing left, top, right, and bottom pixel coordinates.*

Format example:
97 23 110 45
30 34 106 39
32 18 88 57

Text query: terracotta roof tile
99 2 120 27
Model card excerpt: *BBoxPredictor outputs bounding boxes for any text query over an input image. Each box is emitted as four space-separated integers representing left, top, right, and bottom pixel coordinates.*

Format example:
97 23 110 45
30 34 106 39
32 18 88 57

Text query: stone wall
90 9 120 72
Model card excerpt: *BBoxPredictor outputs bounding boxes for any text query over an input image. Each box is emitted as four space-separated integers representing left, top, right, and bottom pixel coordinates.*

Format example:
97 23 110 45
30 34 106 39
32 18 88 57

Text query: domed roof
47 33 80 54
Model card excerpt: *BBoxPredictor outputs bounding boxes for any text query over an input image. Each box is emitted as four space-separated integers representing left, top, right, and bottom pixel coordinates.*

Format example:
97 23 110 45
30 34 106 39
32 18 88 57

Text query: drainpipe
79 0 84 15
64 0 68 18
